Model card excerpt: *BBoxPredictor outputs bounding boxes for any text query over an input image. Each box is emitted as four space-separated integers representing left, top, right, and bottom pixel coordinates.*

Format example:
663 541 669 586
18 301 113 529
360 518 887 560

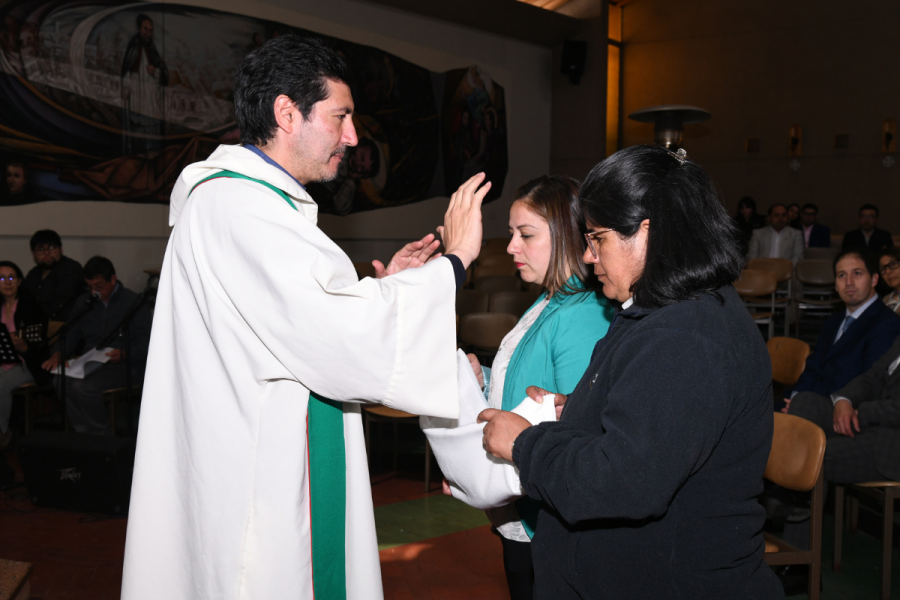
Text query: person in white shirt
747 203 804 265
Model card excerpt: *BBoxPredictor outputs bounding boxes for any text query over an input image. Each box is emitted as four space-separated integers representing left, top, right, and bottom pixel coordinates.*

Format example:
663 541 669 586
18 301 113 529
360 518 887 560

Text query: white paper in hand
52 347 115 379
421 349 556 510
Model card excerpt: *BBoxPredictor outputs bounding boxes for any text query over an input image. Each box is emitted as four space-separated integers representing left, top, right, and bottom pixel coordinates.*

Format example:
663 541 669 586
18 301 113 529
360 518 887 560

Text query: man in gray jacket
789 334 900 483
747 203 804 265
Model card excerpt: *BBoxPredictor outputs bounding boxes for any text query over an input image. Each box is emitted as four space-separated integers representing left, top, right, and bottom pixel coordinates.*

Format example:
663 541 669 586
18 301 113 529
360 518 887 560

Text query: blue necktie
835 315 855 342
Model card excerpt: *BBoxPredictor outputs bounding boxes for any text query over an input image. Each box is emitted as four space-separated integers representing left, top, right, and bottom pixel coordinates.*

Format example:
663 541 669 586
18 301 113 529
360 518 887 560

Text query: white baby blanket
421 350 556 510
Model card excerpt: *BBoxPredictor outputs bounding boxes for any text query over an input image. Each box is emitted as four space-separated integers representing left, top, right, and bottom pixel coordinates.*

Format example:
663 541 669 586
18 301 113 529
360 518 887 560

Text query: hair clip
667 148 688 164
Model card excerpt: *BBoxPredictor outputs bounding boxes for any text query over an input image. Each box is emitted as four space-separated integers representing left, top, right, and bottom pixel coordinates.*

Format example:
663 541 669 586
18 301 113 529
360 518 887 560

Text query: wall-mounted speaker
561 40 587 85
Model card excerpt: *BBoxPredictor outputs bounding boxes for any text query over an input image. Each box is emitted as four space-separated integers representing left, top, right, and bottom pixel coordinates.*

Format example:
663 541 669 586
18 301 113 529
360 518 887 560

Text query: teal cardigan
495 281 614 537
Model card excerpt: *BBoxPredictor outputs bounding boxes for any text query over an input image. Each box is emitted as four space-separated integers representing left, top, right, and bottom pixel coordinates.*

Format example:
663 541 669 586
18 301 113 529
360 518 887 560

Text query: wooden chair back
734 269 777 297
474 263 518 279
747 258 793 283
796 260 834 286
477 253 513 268
459 313 518 352
353 261 377 280
766 337 811 386
474 275 521 294
488 291 541 318
456 290 489 316
482 237 511 253
765 413 825 492
803 247 838 262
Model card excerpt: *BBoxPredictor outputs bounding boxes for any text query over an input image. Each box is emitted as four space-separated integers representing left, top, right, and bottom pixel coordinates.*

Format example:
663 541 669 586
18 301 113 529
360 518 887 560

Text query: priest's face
291 79 358 184
507 201 552 285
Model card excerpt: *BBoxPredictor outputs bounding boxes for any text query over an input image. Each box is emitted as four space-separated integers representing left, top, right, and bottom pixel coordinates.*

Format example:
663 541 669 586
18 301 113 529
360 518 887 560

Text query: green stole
191 171 347 599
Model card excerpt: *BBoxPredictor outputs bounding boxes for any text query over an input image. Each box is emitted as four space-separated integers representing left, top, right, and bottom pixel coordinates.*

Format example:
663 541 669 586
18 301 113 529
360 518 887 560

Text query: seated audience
480 146 782 598
42 256 151 435
880 249 900 314
784 250 900 408
796 203 831 248
790 334 900 485
0 261 47 448
747 203 804 265
23 230 85 320
786 202 801 229
733 196 766 250
842 204 894 253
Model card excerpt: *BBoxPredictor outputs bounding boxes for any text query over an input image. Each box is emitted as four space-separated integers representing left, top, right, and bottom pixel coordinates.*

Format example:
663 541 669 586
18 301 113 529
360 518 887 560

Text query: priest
121 35 488 600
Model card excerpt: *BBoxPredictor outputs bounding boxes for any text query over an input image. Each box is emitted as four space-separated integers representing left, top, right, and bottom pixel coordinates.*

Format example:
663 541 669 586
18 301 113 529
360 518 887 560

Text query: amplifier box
18 431 135 515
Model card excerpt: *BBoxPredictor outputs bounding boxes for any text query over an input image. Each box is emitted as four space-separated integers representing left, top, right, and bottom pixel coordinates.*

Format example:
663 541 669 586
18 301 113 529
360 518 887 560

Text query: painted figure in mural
4 161 28 205
331 136 381 215
120 14 168 156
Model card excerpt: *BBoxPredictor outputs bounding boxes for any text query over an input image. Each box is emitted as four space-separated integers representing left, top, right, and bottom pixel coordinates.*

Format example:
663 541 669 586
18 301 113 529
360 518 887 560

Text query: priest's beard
288 132 348 184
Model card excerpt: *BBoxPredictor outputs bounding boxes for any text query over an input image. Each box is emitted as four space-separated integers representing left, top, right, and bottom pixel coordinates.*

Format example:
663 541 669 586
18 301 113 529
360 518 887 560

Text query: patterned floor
0 445 897 599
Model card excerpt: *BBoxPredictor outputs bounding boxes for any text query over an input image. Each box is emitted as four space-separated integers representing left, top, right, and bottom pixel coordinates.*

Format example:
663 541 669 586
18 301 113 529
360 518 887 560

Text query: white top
484 295 551 542
769 227 786 258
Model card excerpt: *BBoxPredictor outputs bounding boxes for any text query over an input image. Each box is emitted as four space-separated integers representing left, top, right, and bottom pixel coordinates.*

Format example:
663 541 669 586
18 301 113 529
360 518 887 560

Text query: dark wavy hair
833 248 878 277
514 175 592 296
579 145 744 308
234 35 350 146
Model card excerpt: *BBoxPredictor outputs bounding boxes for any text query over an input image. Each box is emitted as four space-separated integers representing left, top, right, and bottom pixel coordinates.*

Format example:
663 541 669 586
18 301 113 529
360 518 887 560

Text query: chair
831 233 844 246
353 261 377 279
734 269 778 338
482 237 511 255
363 405 433 492
456 290 489 317
795 260 841 335
766 337 811 387
763 413 826 600
522 282 544 295
747 258 794 336
893 234 900 247
474 275 521 294
474 263 518 279
803 247 838 262
488 291 540 318
103 386 142 437
476 254 513 268
459 312 518 364
833 481 900 599
11 382 60 434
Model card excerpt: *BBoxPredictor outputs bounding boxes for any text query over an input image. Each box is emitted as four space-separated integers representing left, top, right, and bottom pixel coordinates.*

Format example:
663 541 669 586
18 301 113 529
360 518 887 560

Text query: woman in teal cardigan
471 176 613 600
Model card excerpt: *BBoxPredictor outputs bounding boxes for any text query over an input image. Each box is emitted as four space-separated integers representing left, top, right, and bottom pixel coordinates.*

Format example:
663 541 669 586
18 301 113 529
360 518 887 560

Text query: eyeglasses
0 276 17 282
880 259 899 275
33 245 59 254
584 229 614 259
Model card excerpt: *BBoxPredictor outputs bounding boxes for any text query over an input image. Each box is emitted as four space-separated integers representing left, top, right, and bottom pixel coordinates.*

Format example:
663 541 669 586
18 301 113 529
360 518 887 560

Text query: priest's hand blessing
478 408 531 462
373 233 442 278
438 172 490 269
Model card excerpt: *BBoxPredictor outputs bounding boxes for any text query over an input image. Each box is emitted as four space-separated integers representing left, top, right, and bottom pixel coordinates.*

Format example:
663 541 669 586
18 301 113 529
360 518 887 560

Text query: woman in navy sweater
480 146 783 599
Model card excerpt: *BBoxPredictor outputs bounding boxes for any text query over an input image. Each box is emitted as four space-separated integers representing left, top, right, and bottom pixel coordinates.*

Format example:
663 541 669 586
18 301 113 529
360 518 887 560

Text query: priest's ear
272 95 300 134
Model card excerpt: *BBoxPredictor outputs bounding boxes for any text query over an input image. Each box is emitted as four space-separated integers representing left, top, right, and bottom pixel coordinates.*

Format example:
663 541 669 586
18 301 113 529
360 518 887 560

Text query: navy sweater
513 286 783 600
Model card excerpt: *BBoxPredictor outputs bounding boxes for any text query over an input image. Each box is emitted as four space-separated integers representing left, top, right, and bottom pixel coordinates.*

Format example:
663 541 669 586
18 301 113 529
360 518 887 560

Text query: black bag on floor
17 431 135 515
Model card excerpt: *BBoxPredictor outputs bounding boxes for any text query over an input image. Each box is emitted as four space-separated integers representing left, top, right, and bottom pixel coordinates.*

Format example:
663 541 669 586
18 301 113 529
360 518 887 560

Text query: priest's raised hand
438 172 491 269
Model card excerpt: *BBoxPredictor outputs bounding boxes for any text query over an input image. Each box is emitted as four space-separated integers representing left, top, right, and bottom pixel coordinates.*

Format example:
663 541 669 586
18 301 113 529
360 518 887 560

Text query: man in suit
747 203 804 265
784 249 900 406
842 204 894 253
789 333 900 484
793 203 831 248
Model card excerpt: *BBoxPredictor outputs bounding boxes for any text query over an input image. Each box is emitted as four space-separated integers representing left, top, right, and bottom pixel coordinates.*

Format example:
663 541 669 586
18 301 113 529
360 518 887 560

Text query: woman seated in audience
479 146 783 599
0 261 47 448
461 175 614 600
734 195 766 251
880 248 900 314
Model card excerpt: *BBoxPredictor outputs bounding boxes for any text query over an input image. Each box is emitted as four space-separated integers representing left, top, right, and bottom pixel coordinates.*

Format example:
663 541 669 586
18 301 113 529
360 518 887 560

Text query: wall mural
0 0 508 214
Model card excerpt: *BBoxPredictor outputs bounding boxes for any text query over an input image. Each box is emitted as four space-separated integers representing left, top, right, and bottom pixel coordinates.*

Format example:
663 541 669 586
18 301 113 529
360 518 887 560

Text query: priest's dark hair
234 35 351 147
83 256 116 281
514 175 593 297
580 145 744 308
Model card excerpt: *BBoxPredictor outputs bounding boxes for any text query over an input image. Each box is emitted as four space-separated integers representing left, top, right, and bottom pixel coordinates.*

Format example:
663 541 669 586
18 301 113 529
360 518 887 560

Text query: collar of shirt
101 282 121 307
244 144 307 191
890 353 900 377
845 291 879 320
622 297 634 310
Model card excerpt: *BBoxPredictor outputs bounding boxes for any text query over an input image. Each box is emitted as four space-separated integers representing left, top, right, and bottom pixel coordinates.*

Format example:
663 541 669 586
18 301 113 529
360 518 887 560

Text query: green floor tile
374 494 490 550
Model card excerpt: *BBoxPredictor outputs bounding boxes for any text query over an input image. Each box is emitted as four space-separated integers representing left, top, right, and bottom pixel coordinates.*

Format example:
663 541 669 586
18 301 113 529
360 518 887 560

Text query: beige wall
620 0 900 235
2 0 553 283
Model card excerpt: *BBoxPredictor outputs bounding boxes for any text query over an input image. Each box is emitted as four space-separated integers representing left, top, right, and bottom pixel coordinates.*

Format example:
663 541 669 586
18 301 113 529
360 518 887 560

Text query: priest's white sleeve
187 178 458 418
